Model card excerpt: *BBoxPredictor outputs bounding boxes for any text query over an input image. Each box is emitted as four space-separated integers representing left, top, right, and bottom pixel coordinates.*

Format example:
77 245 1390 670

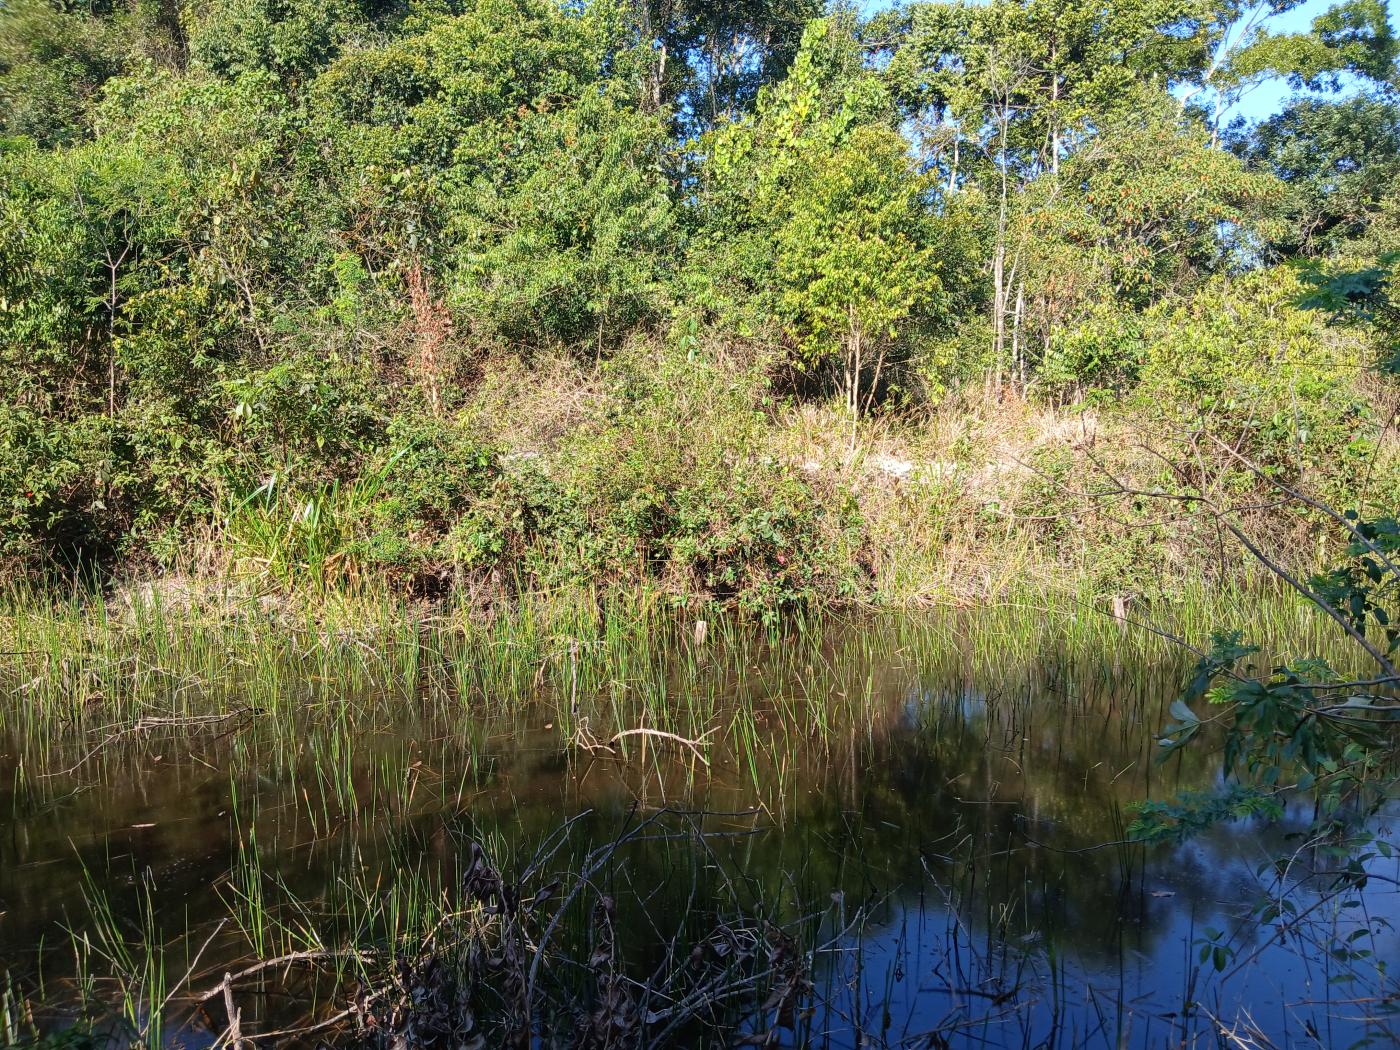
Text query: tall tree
631 0 822 131
689 16 976 411
876 0 1396 392
1235 94 1400 257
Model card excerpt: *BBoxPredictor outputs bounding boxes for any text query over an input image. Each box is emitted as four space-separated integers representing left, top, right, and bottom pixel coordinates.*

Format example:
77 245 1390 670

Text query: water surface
1 610 1395 1047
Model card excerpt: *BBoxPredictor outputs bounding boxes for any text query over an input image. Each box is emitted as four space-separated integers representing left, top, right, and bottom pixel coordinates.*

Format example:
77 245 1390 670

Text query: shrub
305 0 677 355
493 354 867 615
1037 304 1144 400
1132 267 1367 487
221 415 501 592
354 415 504 584
0 0 133 146
223 350 386 483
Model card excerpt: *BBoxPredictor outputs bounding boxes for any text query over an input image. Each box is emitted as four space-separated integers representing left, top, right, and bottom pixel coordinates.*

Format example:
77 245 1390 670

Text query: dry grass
460 351 608 456
760 385 1367 606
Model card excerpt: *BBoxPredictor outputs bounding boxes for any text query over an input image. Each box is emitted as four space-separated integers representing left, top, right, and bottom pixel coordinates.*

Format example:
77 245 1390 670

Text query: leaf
1169 699 1200 725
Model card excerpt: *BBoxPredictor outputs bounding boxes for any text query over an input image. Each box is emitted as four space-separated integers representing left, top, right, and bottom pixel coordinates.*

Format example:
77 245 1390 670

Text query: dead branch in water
196 948 377 1005
607 727 714 765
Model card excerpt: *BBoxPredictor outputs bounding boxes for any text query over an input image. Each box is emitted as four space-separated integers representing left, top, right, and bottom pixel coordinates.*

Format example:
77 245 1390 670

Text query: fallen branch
197 948 376 1004
607 728 713 766
41 710 251 779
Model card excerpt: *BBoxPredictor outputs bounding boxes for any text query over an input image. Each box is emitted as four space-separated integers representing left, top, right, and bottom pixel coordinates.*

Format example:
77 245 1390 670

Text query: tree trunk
635 0 667 112
992 96 1011 395
846 309 863 451
865 342 888 417
1049 42 1060 176
1012 280 1026 392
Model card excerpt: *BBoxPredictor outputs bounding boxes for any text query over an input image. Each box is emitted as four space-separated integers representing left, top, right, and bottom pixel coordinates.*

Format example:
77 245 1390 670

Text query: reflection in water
0 613 1396 1047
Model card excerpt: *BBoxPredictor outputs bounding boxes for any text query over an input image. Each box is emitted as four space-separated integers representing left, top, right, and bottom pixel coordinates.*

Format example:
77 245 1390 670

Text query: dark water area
1 613 1396 1047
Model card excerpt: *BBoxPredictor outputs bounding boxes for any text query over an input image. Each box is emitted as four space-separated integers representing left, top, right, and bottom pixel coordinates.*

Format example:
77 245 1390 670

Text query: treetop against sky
858 0 1396 123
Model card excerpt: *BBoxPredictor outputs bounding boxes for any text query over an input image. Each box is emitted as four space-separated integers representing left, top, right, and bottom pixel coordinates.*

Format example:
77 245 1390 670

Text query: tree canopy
1 0 1397 577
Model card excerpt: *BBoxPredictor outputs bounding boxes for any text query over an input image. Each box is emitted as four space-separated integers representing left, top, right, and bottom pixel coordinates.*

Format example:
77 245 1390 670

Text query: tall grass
0 576 1353 741
220 450 408 593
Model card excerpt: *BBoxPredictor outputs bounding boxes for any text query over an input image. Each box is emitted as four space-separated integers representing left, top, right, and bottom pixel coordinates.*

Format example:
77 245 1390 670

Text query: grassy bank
10 339 1399 624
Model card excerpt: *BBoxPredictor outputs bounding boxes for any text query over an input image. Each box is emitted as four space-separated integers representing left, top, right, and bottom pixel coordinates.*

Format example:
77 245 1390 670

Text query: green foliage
1132 268 1365 478
2 0 1400 612
185 0 381 84
1299 252 1400 320
881 0 1396 189
684 14 886 349
876 0 1396 400
224 351 385 476
1015 101 1283 388
1238 96 1400 257
353 415 502 581
633 0 824 133
688 16 975 408
222 416 501 590
0 67 309 564
1298 251 1400 372
0 0 133 146
1132 250 1400 852
1037 304 1143 397
532 357 865 614
1128 785 1283 845
307 0 676 352
772 125 945 410
1226 0 1397 92
1311 511 1400 656
1133 512 1400 848
1038 109 1281 306
445 92 678 352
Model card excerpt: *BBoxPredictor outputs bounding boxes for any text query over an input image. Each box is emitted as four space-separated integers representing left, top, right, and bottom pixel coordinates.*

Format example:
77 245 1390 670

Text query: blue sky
1221 0 1396 122
855 0 1397 124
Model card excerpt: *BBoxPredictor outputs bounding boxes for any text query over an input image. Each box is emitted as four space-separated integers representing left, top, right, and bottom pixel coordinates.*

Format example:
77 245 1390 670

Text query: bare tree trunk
991 96 1011 396
635 0 667 112
864 342 888 417
847 308 863 451
992 239 1006 393
1049 41 1060 177
107 262 118 417
1012 280 1025 394
104 242 131 417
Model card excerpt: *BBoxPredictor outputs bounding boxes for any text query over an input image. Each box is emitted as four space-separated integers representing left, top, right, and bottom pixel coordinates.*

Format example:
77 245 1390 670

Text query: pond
1 604 1396 1047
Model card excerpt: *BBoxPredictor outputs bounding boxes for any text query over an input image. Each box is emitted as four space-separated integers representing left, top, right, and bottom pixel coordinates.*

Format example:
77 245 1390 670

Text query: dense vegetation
3 0 1399 614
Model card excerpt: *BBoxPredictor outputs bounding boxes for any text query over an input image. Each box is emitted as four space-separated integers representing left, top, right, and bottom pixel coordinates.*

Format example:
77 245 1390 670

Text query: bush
0 0 133 146
685 17 980 412
305 0 677 355
1037 304 1144 400
186 0 373 83
353 415 504 584
1132 267 1367 486
221 414 500 591
223 349 386 483
494 354 866 615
